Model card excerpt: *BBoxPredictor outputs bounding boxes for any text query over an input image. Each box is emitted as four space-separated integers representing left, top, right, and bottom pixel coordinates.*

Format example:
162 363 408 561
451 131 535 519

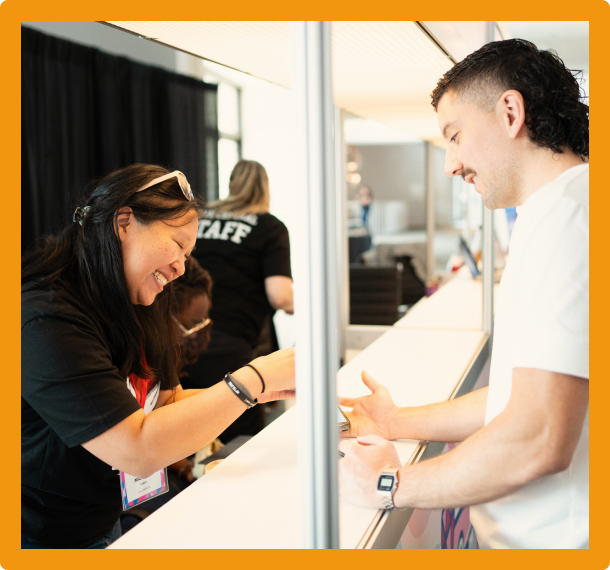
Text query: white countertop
394 267 498 331
110 327 486 549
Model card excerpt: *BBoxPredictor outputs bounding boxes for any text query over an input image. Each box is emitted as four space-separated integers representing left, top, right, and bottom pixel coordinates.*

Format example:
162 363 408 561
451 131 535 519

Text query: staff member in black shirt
21 164 295 548
185 160 293 442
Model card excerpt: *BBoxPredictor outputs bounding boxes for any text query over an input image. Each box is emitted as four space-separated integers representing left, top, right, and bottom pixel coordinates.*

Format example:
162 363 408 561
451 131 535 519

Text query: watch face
378 474 395 491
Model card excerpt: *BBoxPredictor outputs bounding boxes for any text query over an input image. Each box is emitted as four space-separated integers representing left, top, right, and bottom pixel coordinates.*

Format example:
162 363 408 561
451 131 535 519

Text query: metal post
292 21 340 549
335 106 348 365
482 21 495 334
425 142 435 282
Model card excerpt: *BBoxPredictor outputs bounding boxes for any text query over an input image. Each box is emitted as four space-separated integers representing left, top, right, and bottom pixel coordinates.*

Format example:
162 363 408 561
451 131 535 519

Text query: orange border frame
2 2 607 569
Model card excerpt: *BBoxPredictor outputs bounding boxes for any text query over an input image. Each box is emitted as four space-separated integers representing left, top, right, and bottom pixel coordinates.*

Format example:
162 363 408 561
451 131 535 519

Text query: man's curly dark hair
431 39 588 159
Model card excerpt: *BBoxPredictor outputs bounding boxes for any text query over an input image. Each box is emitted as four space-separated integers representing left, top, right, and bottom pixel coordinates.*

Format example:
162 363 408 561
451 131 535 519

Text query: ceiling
106 21 293 88
105 21 451 142
105 21 589 146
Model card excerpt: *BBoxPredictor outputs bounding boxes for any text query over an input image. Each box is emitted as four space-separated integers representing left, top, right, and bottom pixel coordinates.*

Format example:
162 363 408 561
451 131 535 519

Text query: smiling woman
22 164 203 387
20 164 296 549
117 208 199 306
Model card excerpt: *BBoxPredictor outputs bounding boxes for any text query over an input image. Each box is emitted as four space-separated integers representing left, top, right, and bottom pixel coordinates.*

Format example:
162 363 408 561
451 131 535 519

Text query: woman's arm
81 348 295 478
265 276 294 314
155 385 206 408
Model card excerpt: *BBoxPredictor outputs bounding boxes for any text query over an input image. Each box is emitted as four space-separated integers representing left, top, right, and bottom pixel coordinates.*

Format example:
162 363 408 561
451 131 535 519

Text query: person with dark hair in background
21 164 295 549
339 39 589 548
167 256 214 484
173 256 214 380
184 159 294 444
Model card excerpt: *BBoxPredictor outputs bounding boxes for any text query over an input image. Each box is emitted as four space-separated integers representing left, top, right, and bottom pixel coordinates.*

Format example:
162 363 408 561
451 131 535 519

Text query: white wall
196 60 298 349
240 83 297 348
195 61 299 349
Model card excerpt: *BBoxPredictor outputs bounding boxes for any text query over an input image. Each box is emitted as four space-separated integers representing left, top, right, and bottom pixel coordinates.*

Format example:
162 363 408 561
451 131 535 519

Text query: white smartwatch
377 467 399 510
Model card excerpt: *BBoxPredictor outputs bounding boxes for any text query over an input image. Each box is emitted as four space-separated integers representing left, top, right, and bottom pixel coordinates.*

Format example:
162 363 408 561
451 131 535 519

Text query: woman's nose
172 258 186 278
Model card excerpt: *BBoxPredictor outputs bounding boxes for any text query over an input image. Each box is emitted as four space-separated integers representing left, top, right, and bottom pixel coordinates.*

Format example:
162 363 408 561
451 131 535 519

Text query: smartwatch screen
378 474 395 491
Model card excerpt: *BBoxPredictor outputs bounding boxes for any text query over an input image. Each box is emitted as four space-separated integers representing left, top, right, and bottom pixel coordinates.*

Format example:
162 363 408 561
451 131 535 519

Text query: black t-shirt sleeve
21 314 141 449
261 218 292 279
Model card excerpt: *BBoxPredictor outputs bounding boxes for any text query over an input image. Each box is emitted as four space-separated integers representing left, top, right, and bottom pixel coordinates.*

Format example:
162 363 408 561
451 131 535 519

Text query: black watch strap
224 373 258 408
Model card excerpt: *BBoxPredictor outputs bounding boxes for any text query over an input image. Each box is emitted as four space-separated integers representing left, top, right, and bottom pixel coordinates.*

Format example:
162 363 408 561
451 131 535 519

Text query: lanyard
121 356 168 511
129 374 150 409
128 353 150 409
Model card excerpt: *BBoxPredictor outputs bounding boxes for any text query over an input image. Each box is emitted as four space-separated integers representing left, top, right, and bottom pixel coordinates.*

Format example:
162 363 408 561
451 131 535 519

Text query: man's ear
498 89 526 139
114 207 134 240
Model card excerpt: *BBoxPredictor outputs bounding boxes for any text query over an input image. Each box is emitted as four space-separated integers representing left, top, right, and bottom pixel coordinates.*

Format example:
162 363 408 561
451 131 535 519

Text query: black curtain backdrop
22 26 219 254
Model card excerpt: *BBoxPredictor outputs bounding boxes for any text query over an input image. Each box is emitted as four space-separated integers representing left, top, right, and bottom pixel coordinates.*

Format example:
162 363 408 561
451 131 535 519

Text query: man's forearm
390 386 488 442
392 370 589 510
394 404 542 509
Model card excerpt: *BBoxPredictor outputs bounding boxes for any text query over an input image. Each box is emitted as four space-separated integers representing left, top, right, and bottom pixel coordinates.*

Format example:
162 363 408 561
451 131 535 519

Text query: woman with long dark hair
21 164 295 548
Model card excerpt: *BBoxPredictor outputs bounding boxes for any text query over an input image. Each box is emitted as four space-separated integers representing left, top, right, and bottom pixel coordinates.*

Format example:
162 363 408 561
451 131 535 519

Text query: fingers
338 438 358 455
361 370 383 392
338 396 356 408
258 389 296 404
339 436 400 468
356 434 388 446
357 435 402 465
274 389 296 400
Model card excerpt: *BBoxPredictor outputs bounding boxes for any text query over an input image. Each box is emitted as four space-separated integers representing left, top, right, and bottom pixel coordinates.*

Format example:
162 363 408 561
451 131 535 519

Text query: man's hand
338 434 402 509
339 371 399 440
338 369 589 512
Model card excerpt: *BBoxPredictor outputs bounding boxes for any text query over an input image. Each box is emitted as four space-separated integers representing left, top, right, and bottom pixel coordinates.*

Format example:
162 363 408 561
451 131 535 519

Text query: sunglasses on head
136 171 194 201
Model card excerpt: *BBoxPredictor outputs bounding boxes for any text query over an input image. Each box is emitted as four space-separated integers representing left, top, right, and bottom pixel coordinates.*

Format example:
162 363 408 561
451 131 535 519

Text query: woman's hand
258 389 296 404
339 371 400 440
233 347 295 403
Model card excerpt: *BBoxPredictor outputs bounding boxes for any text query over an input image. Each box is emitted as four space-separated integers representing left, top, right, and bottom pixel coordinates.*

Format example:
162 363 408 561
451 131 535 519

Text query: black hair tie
244 363 265 393
73 206 91 226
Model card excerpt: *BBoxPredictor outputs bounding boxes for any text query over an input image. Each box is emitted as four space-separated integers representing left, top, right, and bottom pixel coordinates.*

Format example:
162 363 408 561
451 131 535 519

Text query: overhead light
347 173 361 184
347 161 358 172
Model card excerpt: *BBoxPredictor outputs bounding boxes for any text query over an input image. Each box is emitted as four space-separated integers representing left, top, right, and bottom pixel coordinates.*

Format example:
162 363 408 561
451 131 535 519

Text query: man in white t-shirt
338 39 589 548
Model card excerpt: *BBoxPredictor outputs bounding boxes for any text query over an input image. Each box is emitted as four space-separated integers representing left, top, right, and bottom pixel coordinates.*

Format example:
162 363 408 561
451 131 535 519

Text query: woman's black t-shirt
192 211 292 348
21 285 142 548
